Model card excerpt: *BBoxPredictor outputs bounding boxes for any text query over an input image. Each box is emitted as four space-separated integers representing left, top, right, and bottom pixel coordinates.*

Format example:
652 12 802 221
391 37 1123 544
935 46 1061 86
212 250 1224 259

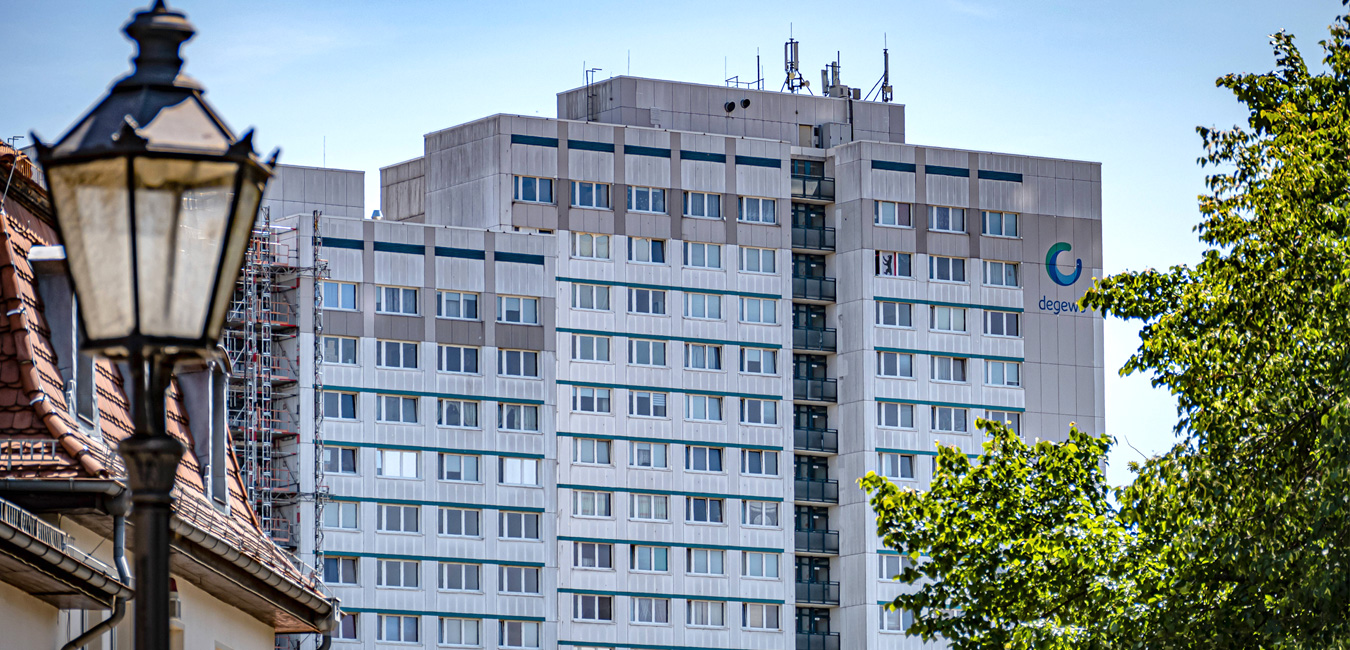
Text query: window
686 497 724 523
437 399 480 428
740 348 776 375
377 615 419 643
743 501 780 527
629 288 667 315
321 391 356 419
927 205 966 233
878 402 915 429
743 552 780 579
498 621 540 649
739 196 777 224
932 406 969 433
375 395 418 424
687 549 725 575
930 306 967 332
376 558 419 589
740 246 776 273
688 600 725 627
573 490 612 517
683 242 722 269
323 556 357 585
876 301 913 327
571 334 611 362
684 395 723 421
684 293 722 320
574 594 614 622
572 232 611 259
879 554 915 581
377 504 419 533
323 447 356 474
631 597 670 624
438 563 480 592
627 186 666 213
438 507 480 537
982 210 1019 237
497 296 539 324
573 438 611 465
436 291 478 320
438 618 479 647
571 387 611 414
376 340 418 369
499 565 540 594
497 349 539 378
931 356 968 383
375 286 418 315
336 613 357 641
984 260 1020 287
685 446 723 472
499 457 540 486
574 542 613 569
628 237 666 263
437 453 479 482
986 360 1022 387
880 453 915 480
631 545 668 571
741 399 778 425
499 511 541 540
875 251 912 278
319 281 357 310
376 449 419 479
324 501 358 530
630 442 668 469
684 191 721 219
739 298 777 324
629 391 668 418
572 283 611 311
628 338 666 366
742 604 780 630
929 255 967 282
741 449 779 476
437 345 479 374
874 200 912 227
321 336 356 365
880 606 914 632
571 181 611 209
631 494 669 521
498 403 540 432
513 175 554 204
985 310 1021 337
986 411 1021 435
684 343 722 370
877 351 913 378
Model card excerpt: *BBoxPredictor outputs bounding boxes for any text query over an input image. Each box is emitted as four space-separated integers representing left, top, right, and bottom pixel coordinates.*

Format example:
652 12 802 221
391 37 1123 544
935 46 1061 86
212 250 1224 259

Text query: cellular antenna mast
866 34 895 103
783 26 809 94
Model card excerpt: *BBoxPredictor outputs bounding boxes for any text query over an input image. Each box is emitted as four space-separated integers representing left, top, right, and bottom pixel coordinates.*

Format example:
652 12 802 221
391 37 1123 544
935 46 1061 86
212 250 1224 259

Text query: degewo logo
1045 242 1082 286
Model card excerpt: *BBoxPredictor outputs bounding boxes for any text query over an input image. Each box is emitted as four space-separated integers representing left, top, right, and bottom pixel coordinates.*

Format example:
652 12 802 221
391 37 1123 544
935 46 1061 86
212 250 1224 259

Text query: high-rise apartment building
275 75 1103 650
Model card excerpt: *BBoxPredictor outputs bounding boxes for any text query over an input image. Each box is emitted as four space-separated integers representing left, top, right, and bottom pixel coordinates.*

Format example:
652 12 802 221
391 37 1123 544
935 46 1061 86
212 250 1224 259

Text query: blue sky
2 1 1341 485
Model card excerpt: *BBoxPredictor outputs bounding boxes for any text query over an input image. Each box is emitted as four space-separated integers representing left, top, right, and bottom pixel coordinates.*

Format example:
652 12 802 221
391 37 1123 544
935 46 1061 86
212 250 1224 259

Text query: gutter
0 479 124 496
61 500 131 650
0 496 131 602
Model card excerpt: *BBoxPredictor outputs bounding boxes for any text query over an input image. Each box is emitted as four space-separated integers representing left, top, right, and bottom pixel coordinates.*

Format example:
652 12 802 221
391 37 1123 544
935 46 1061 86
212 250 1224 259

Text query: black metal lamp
31 3 277 650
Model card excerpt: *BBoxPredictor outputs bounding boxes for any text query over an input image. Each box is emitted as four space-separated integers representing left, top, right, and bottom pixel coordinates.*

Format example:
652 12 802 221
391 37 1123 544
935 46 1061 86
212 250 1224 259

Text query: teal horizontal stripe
321 237 364 250
680 150 726 163
557 276 780 300
510 134 558 148
324 384 545 406
322 439 543 459
871 160 916 173
556 430 783 452
875 397 1025 413
558 587 783 605
435 246 486 260
874 295 1024 314
496 251 546 265
734 155 781 169
327 550 544 568
558 379 779 401
557 326 782 350
568 139 613 153
978 169 1023 182
373 241 424 255
329 495 545 513
561 642 755 650
345 606 545 622
878 446 979 459
558 535 782 554
925 164 970 178
875 346 1024 363
557 483 782 503
626 144 671 158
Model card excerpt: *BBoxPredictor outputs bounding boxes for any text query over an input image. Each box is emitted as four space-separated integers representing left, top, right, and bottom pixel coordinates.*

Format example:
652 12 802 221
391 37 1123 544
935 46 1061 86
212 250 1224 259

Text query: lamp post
31 2 277 649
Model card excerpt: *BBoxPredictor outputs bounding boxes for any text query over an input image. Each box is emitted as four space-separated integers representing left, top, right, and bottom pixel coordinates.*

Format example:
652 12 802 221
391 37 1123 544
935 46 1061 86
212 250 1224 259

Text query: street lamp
31 2 277 649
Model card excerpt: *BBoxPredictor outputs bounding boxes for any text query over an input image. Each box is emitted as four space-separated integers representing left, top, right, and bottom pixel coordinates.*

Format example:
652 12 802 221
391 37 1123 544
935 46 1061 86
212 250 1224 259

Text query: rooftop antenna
866 35 894 102
726 49 765 89
783 25 809 94
821 51 842 97
584 64 602 121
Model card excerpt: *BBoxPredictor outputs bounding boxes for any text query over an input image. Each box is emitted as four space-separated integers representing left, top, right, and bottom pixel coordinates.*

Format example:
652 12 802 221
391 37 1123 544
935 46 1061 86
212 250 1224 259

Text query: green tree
864 8 1350 648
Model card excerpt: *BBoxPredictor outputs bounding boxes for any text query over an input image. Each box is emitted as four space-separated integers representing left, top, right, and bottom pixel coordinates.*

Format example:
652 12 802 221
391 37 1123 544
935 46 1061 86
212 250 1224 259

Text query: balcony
796 580 842 606
793 326 837 353
795 529 840 555
793 275 837 302
794 427 839 454
792 224 836 251
795 477 840 504
797 632 841 650
794 377 838 403
792 174 836 202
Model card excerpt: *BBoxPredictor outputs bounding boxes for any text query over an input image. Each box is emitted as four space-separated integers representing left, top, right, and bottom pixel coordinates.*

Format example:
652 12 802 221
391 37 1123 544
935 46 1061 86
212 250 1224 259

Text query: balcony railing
797 632 841 650
794 427 839 454
791 225 836 251
795 529 840 554
793 275 837 302
795 478 840 504
796 580 842 606
793 326 837 352
792 174 836 202
794 377 838 402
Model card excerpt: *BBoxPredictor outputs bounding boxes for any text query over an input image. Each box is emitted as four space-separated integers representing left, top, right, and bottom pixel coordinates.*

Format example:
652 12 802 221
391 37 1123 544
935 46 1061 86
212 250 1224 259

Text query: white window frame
497 349 540 379
739 246 776 274
927 205 966 233
512 175 554 204
986 410 1021 435
740 449 779 476
628 338 666 366
571 386 612 414
628 288 667 315
685 446 723 472
738 196 777 224
928 255 967 283
684 191 721 219
686 549 725 576
984 260 1020 287
375 449 419 479
628 391 669 418
323 501 358 530
683 241 722 269
631 545 670 572
498 403 540 433
498 511 541 540
437 507 481 538
571 334 611 362
319 280 357 311
931 406 970 433
630 597 671 625
982 210 1020 238
684 343 723 370
742 552 780 579
437 399 480 429
571 283 611 311
931 356 968 383
376 614 419 643
876 301 913 328
880 606 914 632
573 542 614 569
573 438 612 465
739 347 776 375
630 495 669 522
375 558 420 589
320 335 357 365
437 453 479 483
687 599 726 628
572 490 613 518
376 503 420 534
875 250 912 278
571 181 611 209
496 296 540 325
498 620 540 649
438 617 480 647
986 360 1022 387
876 351 913 378
322 447 357 475
929 305 967 333
985 310 1021 338
628 237 667 264
436 290 479 320
375 394 418 424
375 339 419 370
572 232 611 259
630 442 668 469
375 285 419 315
573 594 614 622
437 344 480 375
740 398 778 425
321 391 357 420
499 457 540 487
742 500 780 528
685 496 724 524
684 394 723 422
879 452 915 480
627 186 667 214
877 402 916 429
874 200 912 227
323 556 358 585
684 292 722 320
739 297 778 324
498 565 541 595
742 603 780 630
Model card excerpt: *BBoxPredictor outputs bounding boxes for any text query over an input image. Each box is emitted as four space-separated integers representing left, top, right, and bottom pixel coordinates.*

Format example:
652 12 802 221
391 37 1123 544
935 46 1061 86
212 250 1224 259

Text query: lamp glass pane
46 158 135 341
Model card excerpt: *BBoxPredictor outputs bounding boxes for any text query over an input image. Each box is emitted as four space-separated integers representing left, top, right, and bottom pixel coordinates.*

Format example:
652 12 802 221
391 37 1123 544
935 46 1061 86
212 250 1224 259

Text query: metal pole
119 349 184 650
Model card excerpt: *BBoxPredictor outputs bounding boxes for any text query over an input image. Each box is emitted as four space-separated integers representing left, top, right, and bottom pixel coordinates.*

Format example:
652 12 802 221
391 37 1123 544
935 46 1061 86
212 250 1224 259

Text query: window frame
496 295 540 325
375 448 419 479
570 181 612 210
985 310 1022 338
628 288 668 315
684 191 722 220
877 402 916 430
685 496 725 524
571 232 612 260
572 489 613 518
875 250 913 278
876 300 914 328
375 285 419 316
512 175 554 204
740 449 779 476
927 205 967 233
738 297 778 325
630 544 669 572
437 453 480 483
985 360 1022 387
320 335 357 365
682 241 723 269
497 403 541 433
984 260 1021 288
376 614 420 643
981 210 1020 238
630 442 669 470
742 500 780 528
435 290 479 320
931 405 970 433
375 339 419 370
498 510 542 541
739 246 777 274
497 349 541 379
879 452 916 480
929 305 968 333
684 292 722 320
738 196 778 224
437 507 481 538
930 356 969 383
873 200 912 228
571 334 612 363
627 237 667 264
437 344 480 375
628 391 669 419
374 394 419 424
627 338 667 366
742 603 780 631
571 282 612 311
630 494 669 522
876 351 914 379
436 398 480 429
627 185 667 214
318 280 357 311
928 255 968 283
742 552 780 579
